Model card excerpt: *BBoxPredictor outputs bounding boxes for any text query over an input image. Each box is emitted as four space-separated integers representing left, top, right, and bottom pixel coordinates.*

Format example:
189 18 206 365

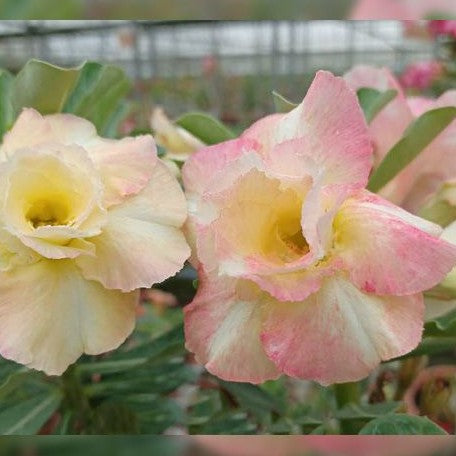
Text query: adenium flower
0 108 190 375
182 71 456 385
344 65 456 214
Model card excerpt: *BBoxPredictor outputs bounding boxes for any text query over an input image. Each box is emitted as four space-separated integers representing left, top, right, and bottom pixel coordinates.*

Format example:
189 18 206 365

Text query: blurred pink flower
350 0 456 19
429 20 456 38
344 65 456 213
182 71 456 386
399 61 443 90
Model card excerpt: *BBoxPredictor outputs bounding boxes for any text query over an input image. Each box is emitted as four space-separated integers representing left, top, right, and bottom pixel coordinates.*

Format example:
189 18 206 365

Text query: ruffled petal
334 191 456 295
184 269 280 383
0 259 137 375
273 70 373 188
182 137 261 197
261 275 424 385
0 109 97 159
85 135 157 207
76 160 190 291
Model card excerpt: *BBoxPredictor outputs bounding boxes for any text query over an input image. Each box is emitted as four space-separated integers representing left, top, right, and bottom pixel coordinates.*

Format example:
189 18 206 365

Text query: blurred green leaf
84 358 198 398
0 69 14 140
124 394 183 434
91 401 139 434
198 411 256 435
219 380 285 417
12 59 130 135
0 389 61 435
359 414 447 435
357 88 397 124
335 401 402 420
368 107 456 193
188 390 223 427
13 59 80 114
175 112 235 145
424 307 456 337
393 336 456 360
62 61 130 135
272 90 298 113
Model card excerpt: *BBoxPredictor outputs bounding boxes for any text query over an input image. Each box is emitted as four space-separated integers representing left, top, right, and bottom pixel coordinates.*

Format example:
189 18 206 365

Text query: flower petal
334 191 456 295
86 135 157 207
273 70 373 188
241 113 284 152
0 109 97 159
182 137 261 197
0 259 137 375
184 269 280 383
261 275 424 385
76 160 190 291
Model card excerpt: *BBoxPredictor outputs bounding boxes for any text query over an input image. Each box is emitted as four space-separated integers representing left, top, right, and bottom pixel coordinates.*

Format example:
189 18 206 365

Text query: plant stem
334 382 361 408
334 382 361 435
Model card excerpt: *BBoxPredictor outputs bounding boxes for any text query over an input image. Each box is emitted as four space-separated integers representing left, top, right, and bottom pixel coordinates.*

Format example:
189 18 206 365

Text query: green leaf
0 69 14 140
198 411 256 435
175 112 235 145
124 394 183 434
0 390 61 435
13 59 80 114
62 61 130 135
368 107 456 192
359 414 447 435
424 305 456 336
357 88 397 124
219 380 285 417
188 390 223 427
272 90 298 113
12 59 130 135
336 401 402 421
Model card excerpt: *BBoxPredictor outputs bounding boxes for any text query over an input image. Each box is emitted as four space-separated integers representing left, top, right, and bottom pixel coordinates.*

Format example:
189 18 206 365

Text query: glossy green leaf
0 390 61 435
357 88 397 124
0 69 14 140
175 112 235 145
368 106 456 192
272 90 298 113
359 414 447 435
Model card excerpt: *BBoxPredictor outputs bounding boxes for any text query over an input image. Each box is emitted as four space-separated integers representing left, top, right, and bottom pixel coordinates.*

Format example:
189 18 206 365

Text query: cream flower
0 108 190 375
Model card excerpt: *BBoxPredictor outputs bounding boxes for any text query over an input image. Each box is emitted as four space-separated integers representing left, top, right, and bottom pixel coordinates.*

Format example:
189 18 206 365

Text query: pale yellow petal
0 259 137 375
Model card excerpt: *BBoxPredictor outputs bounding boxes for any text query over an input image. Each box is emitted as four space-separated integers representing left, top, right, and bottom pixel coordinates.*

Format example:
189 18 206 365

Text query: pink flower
182 71 456 385
429 20 456 39
399 61 443 91
344 65 456 213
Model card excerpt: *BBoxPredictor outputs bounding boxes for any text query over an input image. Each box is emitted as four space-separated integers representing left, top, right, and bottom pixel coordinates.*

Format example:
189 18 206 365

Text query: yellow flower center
26 198 71 228
262 207 309 262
